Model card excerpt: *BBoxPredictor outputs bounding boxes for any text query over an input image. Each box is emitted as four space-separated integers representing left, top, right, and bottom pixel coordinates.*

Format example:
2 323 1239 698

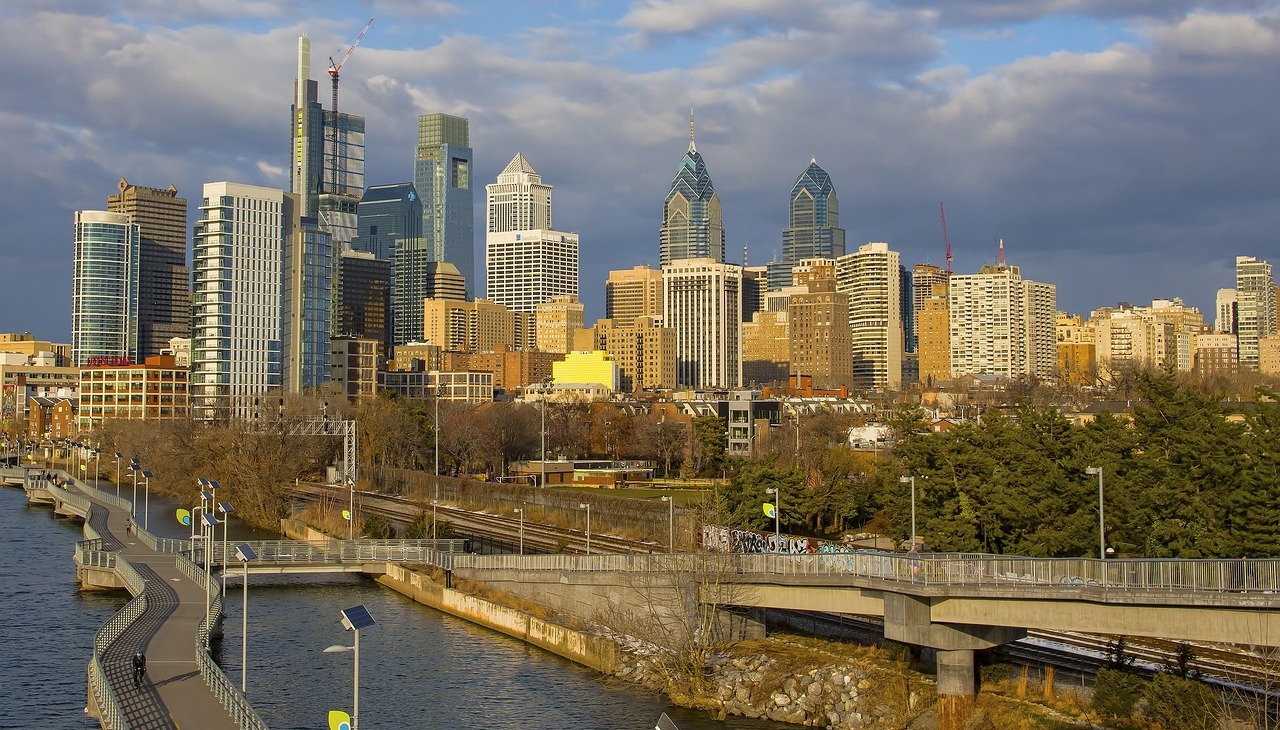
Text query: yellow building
741 310 790 386
1260 334 1280 376
391 342 442 372
0 333 72 366
551 350 620 392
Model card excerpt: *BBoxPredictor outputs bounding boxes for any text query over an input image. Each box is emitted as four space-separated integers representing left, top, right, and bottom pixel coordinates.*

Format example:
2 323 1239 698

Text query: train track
287 482 657 555
289 483 1278 693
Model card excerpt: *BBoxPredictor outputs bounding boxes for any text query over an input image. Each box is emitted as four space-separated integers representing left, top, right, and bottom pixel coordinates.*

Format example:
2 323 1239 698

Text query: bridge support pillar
936 649 976 730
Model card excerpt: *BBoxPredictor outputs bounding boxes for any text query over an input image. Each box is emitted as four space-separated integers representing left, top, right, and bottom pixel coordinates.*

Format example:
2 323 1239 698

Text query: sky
3 0 1280 341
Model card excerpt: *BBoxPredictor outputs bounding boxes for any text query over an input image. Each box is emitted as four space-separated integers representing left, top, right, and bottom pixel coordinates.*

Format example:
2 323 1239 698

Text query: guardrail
88 556 148 730
205 539 459 565
443 552 1280 595
193 586 269 729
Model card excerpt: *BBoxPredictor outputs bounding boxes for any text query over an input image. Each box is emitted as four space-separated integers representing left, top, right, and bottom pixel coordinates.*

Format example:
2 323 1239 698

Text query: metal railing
194 592 270 730
203 539 459 565
88 557 148 730
443 551 1280 596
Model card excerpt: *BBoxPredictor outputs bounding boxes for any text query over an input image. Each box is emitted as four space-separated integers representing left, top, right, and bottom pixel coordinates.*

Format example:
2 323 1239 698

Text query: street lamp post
899 475 916 549
325 605 375 730
219 501 235 595
765 487 781 551
514 507 524 555
347 477 355 541
92 448 100 485
201 513 219 648
540 379 550 488
1086 466 1105 559
661 495 674 553
434 383 442 538
140 470 154 530
234 543 256 693
113 452 122 499
129 460 140 518
579 502 591 555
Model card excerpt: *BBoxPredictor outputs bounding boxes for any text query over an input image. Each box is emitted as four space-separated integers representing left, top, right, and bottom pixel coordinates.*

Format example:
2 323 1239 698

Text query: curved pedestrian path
12 466 251 730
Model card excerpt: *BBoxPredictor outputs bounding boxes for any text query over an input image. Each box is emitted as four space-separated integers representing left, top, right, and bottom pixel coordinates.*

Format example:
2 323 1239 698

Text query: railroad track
287 482 658 555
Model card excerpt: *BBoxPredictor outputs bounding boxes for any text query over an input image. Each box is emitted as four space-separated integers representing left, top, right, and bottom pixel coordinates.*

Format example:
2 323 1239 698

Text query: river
2 482 789 730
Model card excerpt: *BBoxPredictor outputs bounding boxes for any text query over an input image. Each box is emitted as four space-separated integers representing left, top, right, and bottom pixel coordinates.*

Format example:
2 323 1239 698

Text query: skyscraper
392 256 465 346
350 183 422 263
485 153 579 313
1215 288 1238 334
659 110 724 266
282 217 332 393
191 183 300 420
107 179 189 359
948 263 1057 383
777 158 845 284
663 258 742 389
71 211 139 366
605 265 664 322
290 37 366 234
1236 255 1276 370
414 113 474 296
835 243 903 391
336 250 391 352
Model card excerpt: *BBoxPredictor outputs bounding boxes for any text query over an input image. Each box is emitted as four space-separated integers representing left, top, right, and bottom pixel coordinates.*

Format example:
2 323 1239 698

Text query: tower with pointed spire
485 152 579 312
773 157 845 288
659 108 725 266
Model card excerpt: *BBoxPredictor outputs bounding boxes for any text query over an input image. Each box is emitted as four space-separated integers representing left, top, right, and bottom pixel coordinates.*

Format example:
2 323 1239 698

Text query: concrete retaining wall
376 563 617 674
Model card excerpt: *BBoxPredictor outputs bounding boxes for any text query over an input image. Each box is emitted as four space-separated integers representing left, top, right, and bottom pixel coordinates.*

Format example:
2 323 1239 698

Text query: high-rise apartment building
485 153 579 312
606 265 664 322
900 265 915 353
414 113 474 296
788 279 852 389
191 183 300 420
290 37 365 241
1236 255 1276 370
835 242 903 390
917 284 950 386
1056 313 1096 385
107 179 189 359
535 295 585 354
777 158 845 285
589 316 677 392
72 211 139 366
281 218 332 393
912 264 948 355
663 258 742 389
423 298 532 353
336 251 391 351
1215 288 1238 334
1195 332 1239 376
948 264 1057 383
742 266 768 323
659 111 724 266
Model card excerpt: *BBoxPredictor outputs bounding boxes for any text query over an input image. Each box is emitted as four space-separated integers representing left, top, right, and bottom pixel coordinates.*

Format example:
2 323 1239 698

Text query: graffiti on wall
701 524 862 556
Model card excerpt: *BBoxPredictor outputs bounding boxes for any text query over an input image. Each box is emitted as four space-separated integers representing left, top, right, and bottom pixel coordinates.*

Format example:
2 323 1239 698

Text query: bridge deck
14 468 242 730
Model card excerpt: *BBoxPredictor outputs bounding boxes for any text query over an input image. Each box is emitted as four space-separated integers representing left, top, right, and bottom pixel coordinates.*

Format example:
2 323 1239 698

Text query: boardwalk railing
179 553 270 730
206 538 460 565
88 556 148 730
442 552 1280 595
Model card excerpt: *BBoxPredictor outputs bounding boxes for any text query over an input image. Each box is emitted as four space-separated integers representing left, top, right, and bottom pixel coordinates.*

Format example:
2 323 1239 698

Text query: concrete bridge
438 551 1280 710
3 465 464 730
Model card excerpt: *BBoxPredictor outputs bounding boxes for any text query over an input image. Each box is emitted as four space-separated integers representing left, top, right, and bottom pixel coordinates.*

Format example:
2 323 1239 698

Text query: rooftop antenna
743 245 748 267
998 237 1006 266
688 105 696 152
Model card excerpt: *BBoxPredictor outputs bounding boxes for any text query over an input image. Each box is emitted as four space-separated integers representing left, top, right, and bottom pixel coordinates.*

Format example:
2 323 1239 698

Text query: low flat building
330 337 378 402
377 369 493 404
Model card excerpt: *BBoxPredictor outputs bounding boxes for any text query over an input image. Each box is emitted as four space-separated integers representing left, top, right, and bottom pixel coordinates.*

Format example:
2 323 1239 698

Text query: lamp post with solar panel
113 452 122 499
325 605 375 730
235 543 256 693
218 501 235 595
201 512 219 647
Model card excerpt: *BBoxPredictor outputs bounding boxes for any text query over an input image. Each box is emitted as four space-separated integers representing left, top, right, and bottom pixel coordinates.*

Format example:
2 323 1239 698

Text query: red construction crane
939 201 953 275
326 17 374 193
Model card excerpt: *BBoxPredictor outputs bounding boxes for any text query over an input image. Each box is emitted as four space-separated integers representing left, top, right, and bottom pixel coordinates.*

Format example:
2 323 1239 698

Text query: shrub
1092 668 1146 720
361 514 394 538
1143 673 1219 730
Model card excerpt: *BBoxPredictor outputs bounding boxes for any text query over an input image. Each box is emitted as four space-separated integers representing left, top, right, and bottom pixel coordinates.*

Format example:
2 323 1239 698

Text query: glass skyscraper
107 179 189 359
282 217 333 393
71 211 139 365
414 113 474 297
775 158 845 288
659 110 724 266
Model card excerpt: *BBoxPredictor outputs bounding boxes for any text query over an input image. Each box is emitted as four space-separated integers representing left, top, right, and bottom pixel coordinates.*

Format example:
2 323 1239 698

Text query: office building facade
72 211 139 366
350 183 422 263
663 258 742 389
290 37 365 227
535 295 585 354
282 217 332 393
191 182 298 420
589 316 677 392
414 113 474 296
336 251 391 351
107 179 190 359
659 111 724 266
1236 255 1276 370
485 153 579 312
777 158 845 285
789 279 853 390
606 265 664 322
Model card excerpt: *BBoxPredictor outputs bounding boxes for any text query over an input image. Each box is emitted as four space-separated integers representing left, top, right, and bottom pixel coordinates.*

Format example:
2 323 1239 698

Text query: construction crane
326 17 374 193
939 201 953 275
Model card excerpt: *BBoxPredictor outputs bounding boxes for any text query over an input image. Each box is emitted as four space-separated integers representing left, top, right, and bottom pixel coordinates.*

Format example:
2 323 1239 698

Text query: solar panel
340 604 375 631
202 513 219 527
235 543 257 562
218 501 235 513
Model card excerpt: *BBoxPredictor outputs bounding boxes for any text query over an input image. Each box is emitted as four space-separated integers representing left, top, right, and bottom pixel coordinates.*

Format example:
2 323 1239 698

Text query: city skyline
2 1 1277 340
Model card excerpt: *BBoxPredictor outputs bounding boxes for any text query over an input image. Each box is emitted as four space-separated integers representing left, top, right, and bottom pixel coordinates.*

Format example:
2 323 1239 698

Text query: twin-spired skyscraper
659 110 725 267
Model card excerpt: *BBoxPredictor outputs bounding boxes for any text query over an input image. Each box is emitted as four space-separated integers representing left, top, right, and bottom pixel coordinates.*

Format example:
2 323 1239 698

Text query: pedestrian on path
125 519 132 536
